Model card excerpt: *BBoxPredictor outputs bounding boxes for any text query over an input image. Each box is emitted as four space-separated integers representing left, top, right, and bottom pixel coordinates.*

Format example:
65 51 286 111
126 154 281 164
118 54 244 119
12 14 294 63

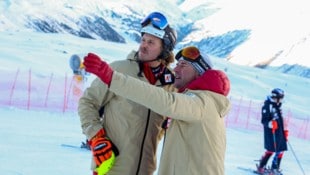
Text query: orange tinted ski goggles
176 46 201 61
176 46 212 70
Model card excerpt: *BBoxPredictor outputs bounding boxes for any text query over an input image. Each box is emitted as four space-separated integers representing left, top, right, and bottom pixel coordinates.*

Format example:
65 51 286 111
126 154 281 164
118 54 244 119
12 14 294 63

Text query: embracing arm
83 52 229 122
110 71 211 121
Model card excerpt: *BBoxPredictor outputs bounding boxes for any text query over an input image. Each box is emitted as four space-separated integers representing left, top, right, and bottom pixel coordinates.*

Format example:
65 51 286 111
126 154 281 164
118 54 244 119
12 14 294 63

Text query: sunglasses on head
141 12 168 30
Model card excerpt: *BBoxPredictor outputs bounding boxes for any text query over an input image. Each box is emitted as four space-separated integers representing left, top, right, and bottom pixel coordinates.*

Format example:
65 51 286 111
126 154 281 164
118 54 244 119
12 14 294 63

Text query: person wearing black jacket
256 88 288 175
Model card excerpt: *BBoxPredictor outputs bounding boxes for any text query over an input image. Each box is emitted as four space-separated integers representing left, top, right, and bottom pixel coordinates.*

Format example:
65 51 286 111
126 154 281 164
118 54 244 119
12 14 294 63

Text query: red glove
284 130 289 141
84 53 114 86
268 120 278 131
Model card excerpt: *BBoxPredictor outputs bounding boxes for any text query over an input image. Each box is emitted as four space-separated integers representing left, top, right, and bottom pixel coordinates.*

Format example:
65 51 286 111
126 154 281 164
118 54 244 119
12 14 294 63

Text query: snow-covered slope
0 29 309 175
1 0 310 78
1 108 308 175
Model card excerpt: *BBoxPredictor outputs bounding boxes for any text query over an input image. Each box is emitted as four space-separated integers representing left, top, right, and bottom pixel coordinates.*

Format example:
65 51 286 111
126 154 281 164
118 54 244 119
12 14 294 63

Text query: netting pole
9 69 20 105
285 109 292 129
298 119 306 139
303 118 309 140
245 100 252 129
27 69 32 110
234 97 243 123
44 73 53 108
65 76 74 111
63 73 68 113
225 96 233 127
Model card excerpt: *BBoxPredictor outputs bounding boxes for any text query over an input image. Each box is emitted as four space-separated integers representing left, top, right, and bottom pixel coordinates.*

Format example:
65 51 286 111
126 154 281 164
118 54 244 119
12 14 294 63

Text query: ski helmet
141 12 177 53
271 88 284 99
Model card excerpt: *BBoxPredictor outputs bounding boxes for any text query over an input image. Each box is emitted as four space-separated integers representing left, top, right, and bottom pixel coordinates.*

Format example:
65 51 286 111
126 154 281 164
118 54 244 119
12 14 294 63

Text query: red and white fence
0 69 83 113
0 69 309 140
226 97 310 140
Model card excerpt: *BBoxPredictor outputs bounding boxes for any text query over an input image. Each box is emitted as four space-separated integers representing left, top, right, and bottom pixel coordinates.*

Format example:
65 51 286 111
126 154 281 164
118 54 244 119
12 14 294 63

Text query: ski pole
287 141 306 175
272 128 277 151
271 121 278 169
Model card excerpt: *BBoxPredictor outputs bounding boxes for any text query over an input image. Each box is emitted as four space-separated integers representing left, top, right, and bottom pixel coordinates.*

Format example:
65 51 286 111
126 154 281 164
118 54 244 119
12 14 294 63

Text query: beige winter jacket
109 71 231 175
78 51 176 175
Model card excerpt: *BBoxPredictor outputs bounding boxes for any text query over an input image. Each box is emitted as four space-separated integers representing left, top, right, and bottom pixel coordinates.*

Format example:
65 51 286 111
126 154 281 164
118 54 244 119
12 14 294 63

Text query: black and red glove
89 129 119 167
91 137 114 166
84 53 114 86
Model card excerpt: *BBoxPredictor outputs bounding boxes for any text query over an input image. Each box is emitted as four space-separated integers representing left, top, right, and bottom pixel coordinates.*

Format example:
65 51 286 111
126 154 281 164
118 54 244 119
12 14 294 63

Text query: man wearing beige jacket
78 12 177 175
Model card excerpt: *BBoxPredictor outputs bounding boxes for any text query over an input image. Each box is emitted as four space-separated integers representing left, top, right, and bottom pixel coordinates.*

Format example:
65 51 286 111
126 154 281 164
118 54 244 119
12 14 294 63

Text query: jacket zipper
135 109 151 175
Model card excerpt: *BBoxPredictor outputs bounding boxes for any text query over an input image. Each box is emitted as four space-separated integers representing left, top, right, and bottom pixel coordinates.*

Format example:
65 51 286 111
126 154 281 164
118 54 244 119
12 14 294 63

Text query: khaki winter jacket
78 51 176 175
109 71 231 175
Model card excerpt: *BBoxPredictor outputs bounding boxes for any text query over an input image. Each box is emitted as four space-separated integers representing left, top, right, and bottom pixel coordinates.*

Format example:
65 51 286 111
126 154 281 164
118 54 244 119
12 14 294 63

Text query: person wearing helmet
256 88 288 175
78 12 177 175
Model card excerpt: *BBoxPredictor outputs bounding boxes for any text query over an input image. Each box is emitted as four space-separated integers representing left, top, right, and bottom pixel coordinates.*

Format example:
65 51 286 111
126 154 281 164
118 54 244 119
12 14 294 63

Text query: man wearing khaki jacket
79 12 177 175
83 46 231 175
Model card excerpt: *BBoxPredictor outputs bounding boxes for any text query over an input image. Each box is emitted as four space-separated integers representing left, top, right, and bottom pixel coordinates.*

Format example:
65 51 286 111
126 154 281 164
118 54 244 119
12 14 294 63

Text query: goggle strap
197 56 211 70
179 57 205 75
141 25 165 39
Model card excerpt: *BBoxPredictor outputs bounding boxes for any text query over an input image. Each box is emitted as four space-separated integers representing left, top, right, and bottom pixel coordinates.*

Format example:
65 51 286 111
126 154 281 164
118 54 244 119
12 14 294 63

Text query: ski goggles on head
141 12 168 30
176 46 212 74
176 46 202 61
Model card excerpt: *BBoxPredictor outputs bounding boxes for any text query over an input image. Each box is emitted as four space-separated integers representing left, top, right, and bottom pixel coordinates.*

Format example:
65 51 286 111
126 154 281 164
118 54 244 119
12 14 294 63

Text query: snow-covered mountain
1 0 310 77
1 26 309 175
1 2 310 173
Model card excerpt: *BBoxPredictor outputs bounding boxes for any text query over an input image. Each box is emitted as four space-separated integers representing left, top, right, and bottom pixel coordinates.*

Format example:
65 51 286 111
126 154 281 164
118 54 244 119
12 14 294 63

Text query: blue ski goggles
141 12 168 30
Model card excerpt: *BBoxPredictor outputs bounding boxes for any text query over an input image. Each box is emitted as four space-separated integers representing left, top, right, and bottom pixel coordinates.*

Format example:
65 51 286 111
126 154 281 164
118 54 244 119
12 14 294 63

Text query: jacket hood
184 69 231 118
185 69 230 96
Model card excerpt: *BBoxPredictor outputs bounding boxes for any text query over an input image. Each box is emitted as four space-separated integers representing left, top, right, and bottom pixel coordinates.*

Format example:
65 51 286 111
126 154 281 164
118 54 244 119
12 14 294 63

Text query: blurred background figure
256 88 288 175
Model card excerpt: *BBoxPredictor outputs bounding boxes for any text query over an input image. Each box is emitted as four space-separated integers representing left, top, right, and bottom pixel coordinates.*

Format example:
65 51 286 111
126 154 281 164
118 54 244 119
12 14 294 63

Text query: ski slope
0 30 309 175
0 108 308 175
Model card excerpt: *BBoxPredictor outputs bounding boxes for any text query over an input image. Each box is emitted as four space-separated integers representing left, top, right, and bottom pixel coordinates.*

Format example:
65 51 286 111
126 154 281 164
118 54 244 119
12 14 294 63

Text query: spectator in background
256 88 288 175
78 12 177 175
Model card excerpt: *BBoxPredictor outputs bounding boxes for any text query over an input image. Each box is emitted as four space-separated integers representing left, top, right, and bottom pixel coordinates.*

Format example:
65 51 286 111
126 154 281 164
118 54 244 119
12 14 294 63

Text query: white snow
1 1 310 174
0 30 309 175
